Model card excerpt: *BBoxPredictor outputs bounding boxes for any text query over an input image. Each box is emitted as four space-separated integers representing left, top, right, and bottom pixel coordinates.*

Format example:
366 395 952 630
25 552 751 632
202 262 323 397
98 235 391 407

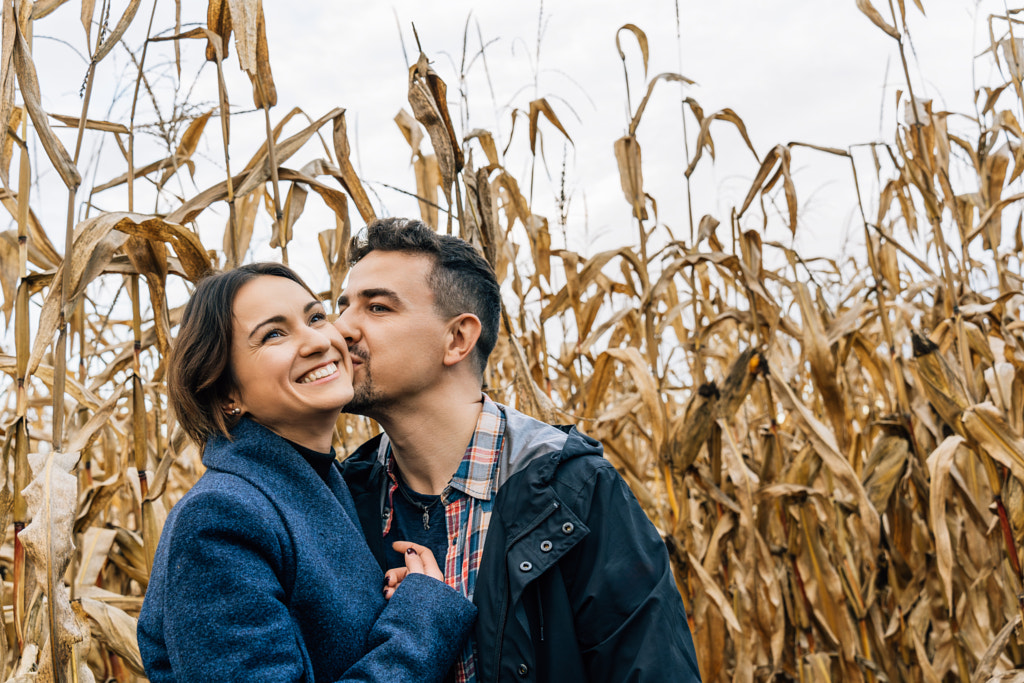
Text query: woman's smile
228 275 354 450
298 361 340 384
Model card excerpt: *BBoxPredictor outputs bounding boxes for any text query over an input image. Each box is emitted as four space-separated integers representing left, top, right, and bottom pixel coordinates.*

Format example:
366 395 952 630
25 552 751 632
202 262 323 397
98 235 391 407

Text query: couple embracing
138 218 702 682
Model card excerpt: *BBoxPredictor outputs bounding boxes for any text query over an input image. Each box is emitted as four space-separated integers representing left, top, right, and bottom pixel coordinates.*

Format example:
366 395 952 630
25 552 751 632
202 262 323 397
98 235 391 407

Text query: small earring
230 407 241 415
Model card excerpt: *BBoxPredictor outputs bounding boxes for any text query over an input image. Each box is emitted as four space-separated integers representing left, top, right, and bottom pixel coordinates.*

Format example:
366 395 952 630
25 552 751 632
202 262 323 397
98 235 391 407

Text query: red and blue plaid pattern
381 395 505 683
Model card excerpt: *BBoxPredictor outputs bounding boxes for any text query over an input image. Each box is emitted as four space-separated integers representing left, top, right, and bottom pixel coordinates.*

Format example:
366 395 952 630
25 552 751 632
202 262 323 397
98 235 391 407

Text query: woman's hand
383 542 443 599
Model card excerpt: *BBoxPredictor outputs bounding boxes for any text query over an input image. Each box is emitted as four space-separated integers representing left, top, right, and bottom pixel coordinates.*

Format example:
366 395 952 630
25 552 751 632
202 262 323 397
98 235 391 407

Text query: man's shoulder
495 402 610 489
339 434 384 472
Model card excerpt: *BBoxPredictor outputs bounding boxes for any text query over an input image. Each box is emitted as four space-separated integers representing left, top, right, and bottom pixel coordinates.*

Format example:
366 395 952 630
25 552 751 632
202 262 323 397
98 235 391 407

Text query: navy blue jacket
341 404 702 683
138 418 476 682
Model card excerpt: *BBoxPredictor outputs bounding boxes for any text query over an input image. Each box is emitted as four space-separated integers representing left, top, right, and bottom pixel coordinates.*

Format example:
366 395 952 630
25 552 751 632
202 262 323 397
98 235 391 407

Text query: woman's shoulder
165 470 283 539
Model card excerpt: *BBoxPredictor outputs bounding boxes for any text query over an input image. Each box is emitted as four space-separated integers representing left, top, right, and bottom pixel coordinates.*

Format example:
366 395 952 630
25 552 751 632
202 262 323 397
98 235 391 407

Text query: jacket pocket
506 502 588 606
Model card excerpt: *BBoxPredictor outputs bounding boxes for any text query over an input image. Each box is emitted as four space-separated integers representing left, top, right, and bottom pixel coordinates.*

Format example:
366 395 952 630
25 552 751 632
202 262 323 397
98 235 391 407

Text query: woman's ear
223 394 243 416
443 314 482 368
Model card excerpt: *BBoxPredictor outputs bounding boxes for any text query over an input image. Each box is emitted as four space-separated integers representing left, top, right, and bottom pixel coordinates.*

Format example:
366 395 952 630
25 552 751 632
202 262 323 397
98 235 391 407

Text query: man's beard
342 356 387 416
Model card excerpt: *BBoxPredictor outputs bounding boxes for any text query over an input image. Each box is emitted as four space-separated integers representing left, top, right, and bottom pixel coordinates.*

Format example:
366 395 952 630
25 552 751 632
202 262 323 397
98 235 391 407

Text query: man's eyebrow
337 288 402 307
249 301 321 340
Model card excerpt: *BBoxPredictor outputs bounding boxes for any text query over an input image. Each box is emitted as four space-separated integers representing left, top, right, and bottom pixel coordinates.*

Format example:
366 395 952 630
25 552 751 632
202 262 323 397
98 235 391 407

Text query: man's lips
348 347 368 365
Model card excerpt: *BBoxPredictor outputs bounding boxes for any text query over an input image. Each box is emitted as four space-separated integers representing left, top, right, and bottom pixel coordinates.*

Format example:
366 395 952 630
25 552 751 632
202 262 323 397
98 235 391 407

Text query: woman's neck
249 414 336 453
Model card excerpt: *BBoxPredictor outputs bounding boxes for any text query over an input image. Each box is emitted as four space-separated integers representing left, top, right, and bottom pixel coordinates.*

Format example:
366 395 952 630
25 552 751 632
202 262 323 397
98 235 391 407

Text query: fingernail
406 547 416 555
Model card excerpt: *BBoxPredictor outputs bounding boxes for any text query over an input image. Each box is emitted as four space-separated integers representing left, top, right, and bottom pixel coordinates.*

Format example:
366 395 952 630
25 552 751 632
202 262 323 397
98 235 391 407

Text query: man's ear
443 313 482 367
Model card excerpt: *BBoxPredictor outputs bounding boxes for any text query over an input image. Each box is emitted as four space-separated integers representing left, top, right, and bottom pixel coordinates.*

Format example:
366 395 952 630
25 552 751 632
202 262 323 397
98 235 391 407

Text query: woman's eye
261 329 283 343
310 311 327 324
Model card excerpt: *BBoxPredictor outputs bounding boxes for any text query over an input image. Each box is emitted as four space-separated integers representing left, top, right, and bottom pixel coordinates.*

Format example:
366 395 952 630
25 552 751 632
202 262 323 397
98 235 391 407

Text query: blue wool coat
138 418 476 682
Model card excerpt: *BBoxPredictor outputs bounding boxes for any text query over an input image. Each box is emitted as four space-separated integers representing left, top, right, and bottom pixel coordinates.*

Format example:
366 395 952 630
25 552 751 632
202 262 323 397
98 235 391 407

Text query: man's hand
383 542 443 599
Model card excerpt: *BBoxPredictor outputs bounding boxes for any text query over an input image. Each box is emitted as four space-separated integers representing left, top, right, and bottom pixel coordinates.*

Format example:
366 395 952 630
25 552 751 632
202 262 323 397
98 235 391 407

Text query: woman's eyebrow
248 315 285 340
248 301 321 339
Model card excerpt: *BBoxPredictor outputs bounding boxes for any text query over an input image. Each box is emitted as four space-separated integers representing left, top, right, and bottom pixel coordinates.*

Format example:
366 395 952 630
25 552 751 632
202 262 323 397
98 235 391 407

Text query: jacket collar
204 418 351 512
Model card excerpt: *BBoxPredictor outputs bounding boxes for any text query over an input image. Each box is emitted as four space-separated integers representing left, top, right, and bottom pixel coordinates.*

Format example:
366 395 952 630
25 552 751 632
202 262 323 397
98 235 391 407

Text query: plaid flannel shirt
380 395 506 683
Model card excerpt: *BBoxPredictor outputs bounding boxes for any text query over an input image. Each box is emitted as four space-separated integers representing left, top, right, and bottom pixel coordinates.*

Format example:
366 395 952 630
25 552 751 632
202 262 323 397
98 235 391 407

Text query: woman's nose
299 325 333 354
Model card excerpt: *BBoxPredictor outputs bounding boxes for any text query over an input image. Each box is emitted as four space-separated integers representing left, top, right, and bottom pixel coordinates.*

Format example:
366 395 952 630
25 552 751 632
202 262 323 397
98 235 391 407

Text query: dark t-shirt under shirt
383 479 449 572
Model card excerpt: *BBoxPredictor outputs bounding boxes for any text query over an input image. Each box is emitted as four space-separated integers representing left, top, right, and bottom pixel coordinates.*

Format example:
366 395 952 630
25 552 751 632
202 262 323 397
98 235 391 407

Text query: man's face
334 251 451 417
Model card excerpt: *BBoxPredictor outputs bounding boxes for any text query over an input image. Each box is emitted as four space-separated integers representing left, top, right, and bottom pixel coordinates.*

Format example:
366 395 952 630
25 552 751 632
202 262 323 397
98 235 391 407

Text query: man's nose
333 307 357 341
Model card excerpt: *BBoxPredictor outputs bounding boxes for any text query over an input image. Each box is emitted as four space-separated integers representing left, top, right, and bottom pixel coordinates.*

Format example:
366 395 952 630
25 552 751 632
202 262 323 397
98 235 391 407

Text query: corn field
1 0 1023 681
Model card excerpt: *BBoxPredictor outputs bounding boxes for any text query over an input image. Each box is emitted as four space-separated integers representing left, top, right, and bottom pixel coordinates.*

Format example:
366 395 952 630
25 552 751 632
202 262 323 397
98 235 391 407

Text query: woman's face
228 275 353 445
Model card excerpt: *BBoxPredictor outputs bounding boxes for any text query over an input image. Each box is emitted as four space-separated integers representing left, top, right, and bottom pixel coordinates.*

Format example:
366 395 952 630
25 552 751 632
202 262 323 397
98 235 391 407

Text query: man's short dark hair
349 218 502 376
169 262 318 450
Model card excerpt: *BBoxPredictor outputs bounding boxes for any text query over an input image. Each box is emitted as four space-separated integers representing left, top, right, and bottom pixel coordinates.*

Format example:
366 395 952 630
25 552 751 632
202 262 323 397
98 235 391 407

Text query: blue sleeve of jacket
152 488 476 682
568 463 702 682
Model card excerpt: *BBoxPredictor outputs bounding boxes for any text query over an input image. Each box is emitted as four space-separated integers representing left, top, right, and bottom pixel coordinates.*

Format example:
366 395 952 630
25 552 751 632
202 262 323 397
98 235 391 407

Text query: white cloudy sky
15 0 1017 292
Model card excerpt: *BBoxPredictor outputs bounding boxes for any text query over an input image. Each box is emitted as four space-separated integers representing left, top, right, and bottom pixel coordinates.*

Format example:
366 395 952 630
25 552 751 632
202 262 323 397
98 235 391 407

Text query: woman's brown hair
168 262 318 450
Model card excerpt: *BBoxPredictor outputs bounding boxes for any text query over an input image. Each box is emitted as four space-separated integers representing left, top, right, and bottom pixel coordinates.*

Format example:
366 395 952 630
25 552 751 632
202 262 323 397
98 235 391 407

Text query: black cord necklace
395 477 442 530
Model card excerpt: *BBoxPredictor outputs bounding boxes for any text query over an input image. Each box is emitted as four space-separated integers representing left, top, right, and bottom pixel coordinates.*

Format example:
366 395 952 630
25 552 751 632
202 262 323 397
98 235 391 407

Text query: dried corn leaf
225 185 260 266
81 0 96 49
332 111 375 223
927 435 964 611
11 19 80 189
911 331 973 436
21 450 91 681
688 551 742 632
158 109 213 186
465 128 498 167
605 347 666 451
629 72 694 137
0 3 18 188
235 107 343 198
615 24 648 78
794 282 848 450
395 108 424 156
29 0 71 19
962 402 1024 484
685 108 757 178
74 527 118 591
92 0 141 63
770 371 880 546
970 614 1021 683
78 597 144 675
224 0 275 107
861 434 909 511
206 0 231 61
409 52 462 202
28 213 210 374
614 135 646 220
528 98 572 154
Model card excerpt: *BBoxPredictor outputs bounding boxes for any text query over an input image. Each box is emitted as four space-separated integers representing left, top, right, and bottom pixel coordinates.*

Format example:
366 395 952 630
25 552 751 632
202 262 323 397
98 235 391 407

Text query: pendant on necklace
422 507 430 530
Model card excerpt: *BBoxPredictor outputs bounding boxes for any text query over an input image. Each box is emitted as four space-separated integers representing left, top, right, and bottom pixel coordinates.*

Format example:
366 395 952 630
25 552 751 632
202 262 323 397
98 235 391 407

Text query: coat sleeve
567 463 702 682
152 488 475 683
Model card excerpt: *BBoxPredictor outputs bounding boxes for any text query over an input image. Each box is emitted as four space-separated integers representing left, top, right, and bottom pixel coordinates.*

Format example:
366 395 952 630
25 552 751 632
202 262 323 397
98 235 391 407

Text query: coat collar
204 418 352 514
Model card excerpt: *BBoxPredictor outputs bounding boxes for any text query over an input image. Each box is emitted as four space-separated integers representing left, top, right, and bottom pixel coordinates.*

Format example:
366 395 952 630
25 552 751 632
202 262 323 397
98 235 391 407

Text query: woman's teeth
299 363 337 383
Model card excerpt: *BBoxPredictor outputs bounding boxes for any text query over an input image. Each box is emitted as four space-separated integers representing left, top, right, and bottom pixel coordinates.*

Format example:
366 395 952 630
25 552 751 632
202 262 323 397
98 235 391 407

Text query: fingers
391 541 444 582
382 567 408 600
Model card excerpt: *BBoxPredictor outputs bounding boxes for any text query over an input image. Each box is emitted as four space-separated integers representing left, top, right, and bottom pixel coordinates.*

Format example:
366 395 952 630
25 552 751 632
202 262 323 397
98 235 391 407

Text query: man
335 217 701 682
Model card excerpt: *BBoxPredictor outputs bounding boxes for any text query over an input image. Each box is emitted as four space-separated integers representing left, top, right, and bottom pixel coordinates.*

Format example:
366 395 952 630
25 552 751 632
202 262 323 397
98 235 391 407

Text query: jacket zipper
536 582 545 642
491 499 560 682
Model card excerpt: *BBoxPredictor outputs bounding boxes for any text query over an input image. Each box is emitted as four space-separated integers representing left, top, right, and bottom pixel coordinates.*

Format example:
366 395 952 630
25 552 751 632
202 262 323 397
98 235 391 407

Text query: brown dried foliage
0 2 1024 682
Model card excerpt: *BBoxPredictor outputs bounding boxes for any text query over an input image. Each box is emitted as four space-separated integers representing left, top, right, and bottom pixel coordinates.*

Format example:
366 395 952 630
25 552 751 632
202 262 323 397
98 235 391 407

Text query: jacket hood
496 404 604 487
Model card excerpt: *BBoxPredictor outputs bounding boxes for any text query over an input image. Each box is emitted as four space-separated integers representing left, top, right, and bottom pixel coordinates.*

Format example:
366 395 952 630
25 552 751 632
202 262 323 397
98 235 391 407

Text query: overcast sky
16 0 1017 292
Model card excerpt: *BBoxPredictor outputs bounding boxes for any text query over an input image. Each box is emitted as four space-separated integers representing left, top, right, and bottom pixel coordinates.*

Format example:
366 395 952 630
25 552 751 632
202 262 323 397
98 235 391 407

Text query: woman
137 263 476 682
